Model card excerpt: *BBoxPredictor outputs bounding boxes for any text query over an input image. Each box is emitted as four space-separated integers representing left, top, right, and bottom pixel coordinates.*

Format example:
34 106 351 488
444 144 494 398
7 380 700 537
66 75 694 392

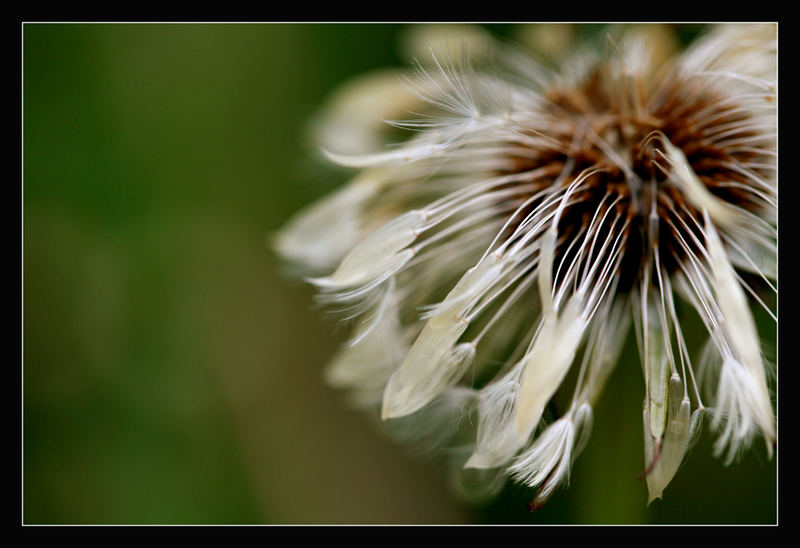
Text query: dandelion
274 23 777 508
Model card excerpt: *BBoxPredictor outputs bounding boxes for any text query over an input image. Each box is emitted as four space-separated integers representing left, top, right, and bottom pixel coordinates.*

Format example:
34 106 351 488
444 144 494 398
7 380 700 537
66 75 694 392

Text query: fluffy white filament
509 403 593 508
515 296 588 440
704 211 775 460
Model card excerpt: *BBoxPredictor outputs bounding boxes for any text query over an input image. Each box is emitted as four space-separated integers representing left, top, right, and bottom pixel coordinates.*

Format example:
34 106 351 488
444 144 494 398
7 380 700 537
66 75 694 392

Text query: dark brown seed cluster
503 62 772 294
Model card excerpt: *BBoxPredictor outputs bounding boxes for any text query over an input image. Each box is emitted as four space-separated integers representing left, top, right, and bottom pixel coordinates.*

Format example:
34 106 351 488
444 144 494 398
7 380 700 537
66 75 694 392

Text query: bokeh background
22 22 777 525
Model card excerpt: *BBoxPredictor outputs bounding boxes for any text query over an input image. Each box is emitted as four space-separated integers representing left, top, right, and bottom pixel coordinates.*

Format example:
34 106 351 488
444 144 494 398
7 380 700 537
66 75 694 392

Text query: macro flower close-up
23 22 778 527
275 23 778 514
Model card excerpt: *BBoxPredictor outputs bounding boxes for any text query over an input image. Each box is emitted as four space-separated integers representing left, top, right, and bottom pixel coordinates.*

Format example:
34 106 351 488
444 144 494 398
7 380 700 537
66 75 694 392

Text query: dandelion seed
275 23 777 508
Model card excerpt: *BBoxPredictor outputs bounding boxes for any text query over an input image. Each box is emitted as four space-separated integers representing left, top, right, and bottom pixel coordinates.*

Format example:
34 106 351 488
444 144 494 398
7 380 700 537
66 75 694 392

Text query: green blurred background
22 23 777 525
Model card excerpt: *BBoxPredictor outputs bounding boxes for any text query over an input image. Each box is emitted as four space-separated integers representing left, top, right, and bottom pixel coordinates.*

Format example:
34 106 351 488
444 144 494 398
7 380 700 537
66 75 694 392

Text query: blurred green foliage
23 23 776 525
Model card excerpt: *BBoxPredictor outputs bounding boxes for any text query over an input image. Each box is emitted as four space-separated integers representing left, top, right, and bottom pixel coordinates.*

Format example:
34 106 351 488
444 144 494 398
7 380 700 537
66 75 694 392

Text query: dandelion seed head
275 23 777 508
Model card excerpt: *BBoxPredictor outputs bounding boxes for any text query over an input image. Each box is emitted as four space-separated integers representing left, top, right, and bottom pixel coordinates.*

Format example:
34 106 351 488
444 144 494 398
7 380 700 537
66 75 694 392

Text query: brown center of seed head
502 63 771 293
